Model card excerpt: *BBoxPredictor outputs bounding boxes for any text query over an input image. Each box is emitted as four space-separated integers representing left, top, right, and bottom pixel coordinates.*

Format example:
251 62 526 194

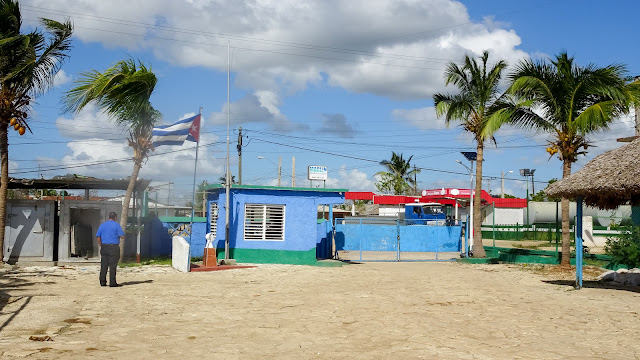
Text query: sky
10 0 640 206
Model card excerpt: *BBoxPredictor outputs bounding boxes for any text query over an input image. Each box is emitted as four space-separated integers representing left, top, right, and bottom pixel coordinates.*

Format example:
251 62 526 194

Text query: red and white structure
346 188 528 225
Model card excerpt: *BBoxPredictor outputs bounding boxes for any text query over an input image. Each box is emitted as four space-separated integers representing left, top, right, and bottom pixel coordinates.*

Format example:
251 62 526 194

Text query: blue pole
396 219 400 261
359 218 363 261
328 206 334 259
435 216 439 260
576 197 583 289
464 214 469 258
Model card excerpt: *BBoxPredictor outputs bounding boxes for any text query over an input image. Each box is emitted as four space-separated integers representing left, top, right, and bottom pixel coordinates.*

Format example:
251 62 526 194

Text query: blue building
204 184 346 265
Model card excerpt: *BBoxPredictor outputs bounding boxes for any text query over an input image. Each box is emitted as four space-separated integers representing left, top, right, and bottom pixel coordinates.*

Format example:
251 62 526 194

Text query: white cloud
53 70 72 87
56 104 127 140
26 0 529 100
325 166 377 192
46 108 225 193
210 92 307 132
392 107 446 130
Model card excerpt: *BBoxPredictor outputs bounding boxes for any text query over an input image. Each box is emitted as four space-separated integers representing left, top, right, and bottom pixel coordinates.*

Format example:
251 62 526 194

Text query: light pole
148 182 173 216
520 169 535 225
501 170 513 198
258 156 282 186
459 151 477 255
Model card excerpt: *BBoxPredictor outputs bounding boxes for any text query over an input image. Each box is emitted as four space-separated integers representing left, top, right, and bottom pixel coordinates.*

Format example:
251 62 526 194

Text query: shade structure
545 138 640 209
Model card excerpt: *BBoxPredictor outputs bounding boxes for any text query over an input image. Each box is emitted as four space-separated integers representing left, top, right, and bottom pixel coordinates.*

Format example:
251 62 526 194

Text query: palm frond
29 18 73 95
63 58 159 132
572 100 622 133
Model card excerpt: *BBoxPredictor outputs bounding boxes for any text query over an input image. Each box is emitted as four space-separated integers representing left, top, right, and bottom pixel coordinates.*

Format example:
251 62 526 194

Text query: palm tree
0 0 72 262
484 52 634 266
63 59 159 260
376 152 420 195
433 50 508 258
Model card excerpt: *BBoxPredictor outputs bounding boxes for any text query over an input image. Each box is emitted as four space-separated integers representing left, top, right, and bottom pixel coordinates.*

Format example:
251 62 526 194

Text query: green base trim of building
216 247 317 265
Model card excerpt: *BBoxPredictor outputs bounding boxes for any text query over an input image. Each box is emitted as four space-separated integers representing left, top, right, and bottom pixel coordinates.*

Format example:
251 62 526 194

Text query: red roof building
346 189 527 208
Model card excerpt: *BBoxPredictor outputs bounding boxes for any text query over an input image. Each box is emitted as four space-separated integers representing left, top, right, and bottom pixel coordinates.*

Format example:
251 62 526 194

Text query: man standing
97 212 125 287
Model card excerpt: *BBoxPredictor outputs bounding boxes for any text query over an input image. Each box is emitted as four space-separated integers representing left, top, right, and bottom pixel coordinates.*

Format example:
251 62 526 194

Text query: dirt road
1 262 638 359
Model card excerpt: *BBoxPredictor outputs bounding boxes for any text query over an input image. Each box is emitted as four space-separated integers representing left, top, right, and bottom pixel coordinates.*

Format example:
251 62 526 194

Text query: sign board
308 165 328 180
422 189 443 197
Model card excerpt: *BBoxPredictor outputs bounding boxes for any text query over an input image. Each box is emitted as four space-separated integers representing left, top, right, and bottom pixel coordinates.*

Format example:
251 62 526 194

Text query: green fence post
492 202 496 254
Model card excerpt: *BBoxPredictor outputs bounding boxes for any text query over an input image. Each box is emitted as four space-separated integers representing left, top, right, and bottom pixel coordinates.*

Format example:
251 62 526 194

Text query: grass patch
511 242 552 250
119 257 173 267
584 258 609 268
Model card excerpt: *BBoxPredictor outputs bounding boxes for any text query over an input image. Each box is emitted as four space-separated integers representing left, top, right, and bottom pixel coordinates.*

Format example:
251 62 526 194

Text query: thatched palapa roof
545 138 640 209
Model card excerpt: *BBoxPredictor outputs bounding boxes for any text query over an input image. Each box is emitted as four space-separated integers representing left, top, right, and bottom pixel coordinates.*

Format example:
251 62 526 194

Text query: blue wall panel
335 222 462 254
316 220 332 259
188 222 207 258
399 225 462 252
335 224 398 251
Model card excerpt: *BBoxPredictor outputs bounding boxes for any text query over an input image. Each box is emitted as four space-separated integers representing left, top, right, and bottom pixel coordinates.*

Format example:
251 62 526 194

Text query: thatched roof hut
545 138 640 209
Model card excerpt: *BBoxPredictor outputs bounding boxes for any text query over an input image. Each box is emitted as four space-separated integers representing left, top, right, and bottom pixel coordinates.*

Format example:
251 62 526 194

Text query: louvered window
244 204 285 241
209 203 219 236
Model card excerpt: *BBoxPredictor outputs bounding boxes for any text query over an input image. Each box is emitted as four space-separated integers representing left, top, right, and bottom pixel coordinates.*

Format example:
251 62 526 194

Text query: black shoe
100 283 107 287
109 283 122 287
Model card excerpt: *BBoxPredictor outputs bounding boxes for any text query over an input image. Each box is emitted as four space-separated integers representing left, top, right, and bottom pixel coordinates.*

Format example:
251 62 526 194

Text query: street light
501 170 513 198
457 150 477 256
258 156 282 186
520 168 535 225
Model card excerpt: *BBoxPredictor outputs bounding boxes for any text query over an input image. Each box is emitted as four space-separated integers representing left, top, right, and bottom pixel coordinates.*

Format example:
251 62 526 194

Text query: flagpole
188 107 202 272
224 40 231 262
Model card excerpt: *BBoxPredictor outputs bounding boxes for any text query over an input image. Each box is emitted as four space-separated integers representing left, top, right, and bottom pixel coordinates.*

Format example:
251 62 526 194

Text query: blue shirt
96 220 125 245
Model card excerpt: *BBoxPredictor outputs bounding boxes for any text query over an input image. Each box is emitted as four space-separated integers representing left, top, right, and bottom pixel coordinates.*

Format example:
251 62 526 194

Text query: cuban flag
152 114 201 147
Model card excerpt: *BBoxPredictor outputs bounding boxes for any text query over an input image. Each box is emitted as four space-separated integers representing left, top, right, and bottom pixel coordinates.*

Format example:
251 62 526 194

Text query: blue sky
11 0 639 205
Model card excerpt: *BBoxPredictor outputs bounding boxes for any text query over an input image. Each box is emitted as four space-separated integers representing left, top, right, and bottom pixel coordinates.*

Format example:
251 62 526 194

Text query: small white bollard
172 236 190 272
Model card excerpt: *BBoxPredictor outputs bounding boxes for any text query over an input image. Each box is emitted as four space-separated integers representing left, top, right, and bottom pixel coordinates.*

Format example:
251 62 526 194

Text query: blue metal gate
334 218 463 261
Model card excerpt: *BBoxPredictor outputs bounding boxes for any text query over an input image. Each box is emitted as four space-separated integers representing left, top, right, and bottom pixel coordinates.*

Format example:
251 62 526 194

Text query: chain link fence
481 202 633 255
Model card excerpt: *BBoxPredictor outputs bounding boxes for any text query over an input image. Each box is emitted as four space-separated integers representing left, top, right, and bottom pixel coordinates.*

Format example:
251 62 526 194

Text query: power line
21 16 448 72
12 140 228 174
21 3 469 66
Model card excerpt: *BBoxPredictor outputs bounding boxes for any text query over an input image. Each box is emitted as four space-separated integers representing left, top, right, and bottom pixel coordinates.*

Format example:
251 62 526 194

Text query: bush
604 227 640 268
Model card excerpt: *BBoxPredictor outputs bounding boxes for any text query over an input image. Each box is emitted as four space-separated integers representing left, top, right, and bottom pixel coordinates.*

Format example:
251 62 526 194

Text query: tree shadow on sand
0 270 55 332
543 280 640 294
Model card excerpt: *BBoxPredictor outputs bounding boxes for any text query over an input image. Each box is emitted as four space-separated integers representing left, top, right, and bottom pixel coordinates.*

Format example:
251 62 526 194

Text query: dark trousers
100 244 120 285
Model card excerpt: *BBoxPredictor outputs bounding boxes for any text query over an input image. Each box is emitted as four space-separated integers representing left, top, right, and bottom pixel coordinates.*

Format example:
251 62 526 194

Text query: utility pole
531 172 535 195
278 156 282 187
413 165 417 195
291 156 296 187
237 126 242 185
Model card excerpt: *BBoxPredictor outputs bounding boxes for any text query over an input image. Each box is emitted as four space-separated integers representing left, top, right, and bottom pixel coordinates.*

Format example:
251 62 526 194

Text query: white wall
482 207 524 225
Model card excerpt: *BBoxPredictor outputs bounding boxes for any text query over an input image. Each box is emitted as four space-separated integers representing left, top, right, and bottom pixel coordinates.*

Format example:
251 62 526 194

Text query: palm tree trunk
473 141 486 257
560 160 572 266
0 125 8 263
119 160 142 261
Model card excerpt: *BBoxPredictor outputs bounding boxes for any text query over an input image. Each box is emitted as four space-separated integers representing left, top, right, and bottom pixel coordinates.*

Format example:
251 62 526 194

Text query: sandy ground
1 261 639 359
